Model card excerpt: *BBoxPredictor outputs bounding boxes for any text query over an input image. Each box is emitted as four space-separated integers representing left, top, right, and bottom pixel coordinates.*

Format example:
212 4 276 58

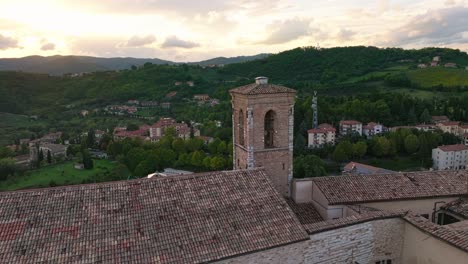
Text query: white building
362 122 384 137
339 120 362 136
432 144 468 170
307 123 336 148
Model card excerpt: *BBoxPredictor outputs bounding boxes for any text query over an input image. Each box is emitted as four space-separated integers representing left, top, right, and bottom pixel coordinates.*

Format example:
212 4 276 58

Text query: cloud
161 36 200 49
384 7 468 46
125 35 156 47
444 0 456 6
336 29 356 42
261 18 312 44
0 34 19 50
41 42 56 51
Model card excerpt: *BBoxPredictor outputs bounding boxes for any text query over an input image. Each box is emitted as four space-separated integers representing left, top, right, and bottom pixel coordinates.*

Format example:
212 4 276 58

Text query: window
375 260 392 264
239 109 244 146
264 110 276 148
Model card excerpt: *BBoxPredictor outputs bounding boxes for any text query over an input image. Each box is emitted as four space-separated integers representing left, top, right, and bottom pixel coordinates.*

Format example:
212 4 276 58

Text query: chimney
255 76 268 85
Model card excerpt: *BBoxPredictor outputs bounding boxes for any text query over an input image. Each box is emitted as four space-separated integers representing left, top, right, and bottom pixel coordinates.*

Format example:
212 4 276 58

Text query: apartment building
432 144 468 170
307 123 336 148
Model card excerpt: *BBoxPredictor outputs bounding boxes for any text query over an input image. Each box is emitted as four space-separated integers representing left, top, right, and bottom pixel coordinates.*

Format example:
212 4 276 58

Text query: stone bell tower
230 77 296 196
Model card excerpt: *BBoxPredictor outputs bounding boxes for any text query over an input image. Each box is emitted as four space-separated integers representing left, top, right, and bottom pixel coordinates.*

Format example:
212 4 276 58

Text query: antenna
312 91 318 129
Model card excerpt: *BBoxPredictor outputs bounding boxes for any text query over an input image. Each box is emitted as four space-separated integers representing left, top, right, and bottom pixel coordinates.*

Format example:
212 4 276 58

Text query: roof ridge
0 168 268 195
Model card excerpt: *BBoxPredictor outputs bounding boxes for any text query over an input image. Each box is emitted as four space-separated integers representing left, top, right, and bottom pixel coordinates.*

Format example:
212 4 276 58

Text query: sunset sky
0 0 467 61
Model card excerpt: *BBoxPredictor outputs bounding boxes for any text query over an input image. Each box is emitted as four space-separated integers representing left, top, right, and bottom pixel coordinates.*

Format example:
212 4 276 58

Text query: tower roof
230 77 296 95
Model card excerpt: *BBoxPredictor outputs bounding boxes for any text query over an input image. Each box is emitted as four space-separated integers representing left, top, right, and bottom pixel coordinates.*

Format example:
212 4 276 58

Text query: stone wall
217 218 405 264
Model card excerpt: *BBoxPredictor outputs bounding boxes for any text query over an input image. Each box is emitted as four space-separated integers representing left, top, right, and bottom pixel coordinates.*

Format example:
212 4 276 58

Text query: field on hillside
0 159 118 191
407 68 468 88
0 112 49 145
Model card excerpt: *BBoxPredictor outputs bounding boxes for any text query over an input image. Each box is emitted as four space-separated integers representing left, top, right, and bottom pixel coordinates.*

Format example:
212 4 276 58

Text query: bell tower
230 77 296 196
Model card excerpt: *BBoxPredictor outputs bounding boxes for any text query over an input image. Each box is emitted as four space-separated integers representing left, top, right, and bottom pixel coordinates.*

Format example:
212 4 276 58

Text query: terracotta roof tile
229 83 296 95
440 198 468 219
403 213 468 252
285 198 323 225
0 169 308 263
340 120 361 125
437 144 468 152
313 170 468 205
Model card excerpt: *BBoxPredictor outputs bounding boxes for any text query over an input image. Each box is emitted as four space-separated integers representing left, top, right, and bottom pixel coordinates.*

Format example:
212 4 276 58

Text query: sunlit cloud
0 34 19 50
0 0 467 60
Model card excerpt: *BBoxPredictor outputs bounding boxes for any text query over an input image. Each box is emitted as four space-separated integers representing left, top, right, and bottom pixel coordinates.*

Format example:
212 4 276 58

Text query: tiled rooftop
285 198 323 225
440 198 468 219
229 83 296 95
404 213 468 252
340 120 361 125
303 210 404 234
0 169 308 263
343 161 395 175
313 170 468 205
437 144 468 152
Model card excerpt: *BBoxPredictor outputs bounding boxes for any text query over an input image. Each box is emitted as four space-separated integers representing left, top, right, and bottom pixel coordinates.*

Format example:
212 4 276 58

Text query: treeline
103 130 233 178
220 46 468 84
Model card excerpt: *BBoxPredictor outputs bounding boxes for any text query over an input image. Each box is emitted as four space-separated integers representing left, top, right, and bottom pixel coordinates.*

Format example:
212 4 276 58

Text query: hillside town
0 77 466 263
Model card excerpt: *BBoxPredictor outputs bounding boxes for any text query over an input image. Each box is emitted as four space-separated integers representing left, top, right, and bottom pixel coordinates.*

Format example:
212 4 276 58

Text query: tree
134 160 153 177
352 141 367 159
126 123 139 131
125 147 146 172
404 134 420 154
82 150 94 170
47 150 52 164
38 149 44 162
210 156 225 170
171 138 185 154
419 108 431 123
0 158 17 181
191 151 205 168
332 145 348 162
202 157 212 169
372 137 391 157
217 141 227 155
293 155 327 178
86 129 95 148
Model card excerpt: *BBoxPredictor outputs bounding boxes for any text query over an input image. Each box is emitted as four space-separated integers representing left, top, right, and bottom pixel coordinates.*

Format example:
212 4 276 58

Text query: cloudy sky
0 0 467 61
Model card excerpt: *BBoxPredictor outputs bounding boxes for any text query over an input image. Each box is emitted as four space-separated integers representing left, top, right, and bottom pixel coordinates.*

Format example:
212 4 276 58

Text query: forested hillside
1 46 467 116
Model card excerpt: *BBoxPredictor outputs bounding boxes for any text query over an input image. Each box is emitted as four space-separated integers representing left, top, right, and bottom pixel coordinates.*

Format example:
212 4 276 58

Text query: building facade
432 144 468 170
363 122 384 137
230 76 296 195
437 121 460 136
307 123 336 148
339 120 362 136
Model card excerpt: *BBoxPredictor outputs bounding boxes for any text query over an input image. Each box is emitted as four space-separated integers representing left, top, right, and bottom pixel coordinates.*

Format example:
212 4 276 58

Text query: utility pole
312 91 318 129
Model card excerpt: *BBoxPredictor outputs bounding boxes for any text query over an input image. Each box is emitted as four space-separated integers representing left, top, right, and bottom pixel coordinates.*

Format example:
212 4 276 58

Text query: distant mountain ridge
0 54 271 75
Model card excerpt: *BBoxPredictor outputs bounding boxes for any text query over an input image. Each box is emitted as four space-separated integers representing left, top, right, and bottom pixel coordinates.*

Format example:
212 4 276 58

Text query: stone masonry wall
217 218 405 264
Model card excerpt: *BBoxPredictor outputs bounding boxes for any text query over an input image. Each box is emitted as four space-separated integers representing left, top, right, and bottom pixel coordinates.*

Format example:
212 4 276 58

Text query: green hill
1 46 467 116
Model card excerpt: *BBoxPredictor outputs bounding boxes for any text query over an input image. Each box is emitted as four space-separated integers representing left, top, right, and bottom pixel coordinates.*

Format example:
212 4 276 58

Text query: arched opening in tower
264 110 276 148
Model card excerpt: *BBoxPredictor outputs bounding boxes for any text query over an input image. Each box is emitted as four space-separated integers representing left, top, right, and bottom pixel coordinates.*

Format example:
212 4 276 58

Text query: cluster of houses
417 56 458 68
113 117 204 142
391 115 468 145
307 115 468 171
193 94 220 106
174 80 194 86
307 120 385 148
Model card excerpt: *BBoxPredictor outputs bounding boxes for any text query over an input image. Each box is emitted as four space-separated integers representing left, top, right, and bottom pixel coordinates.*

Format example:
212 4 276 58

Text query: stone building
230 76 296 195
